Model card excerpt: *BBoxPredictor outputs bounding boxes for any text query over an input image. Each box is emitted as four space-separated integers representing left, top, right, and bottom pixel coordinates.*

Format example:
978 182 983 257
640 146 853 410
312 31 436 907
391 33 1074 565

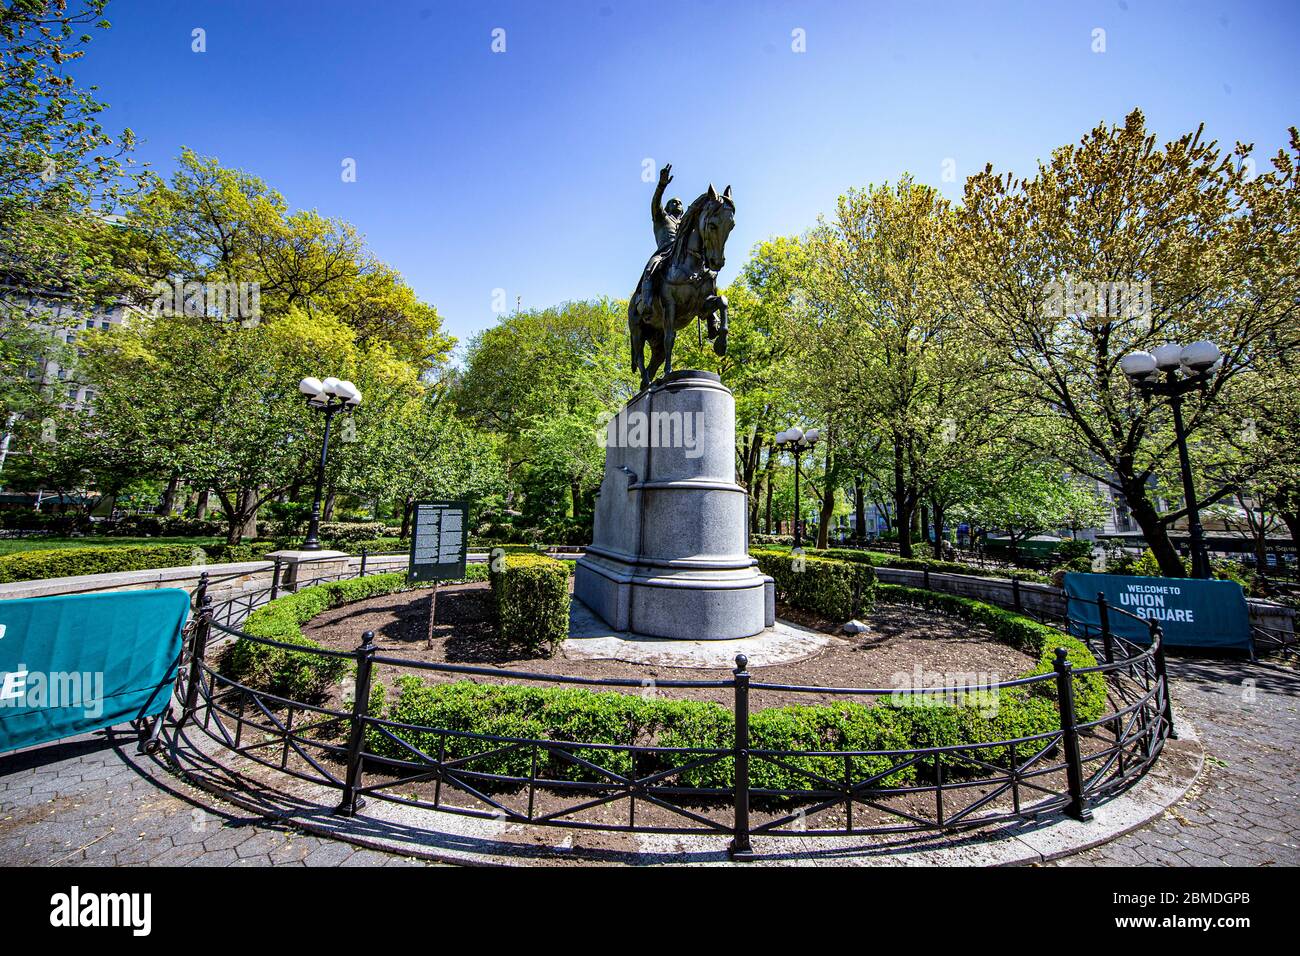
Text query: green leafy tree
954 111 1299 576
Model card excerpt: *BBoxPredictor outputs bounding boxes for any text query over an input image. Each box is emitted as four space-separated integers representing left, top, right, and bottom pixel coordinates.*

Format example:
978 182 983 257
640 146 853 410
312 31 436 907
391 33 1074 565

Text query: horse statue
628 181 736 391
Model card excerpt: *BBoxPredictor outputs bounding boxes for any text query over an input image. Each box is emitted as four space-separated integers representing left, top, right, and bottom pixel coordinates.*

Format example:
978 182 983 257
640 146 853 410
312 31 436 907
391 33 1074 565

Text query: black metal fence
165 569 1174 859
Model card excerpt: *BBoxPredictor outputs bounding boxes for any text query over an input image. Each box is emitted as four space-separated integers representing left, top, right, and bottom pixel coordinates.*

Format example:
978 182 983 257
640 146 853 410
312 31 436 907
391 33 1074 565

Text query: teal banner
0 589 189 754
1064 573 1252 652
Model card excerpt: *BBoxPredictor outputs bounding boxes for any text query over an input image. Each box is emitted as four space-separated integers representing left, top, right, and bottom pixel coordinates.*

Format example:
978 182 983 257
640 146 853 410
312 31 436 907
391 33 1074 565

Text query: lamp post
775 426 821 549
298 376 362 551
1119 340 1222 579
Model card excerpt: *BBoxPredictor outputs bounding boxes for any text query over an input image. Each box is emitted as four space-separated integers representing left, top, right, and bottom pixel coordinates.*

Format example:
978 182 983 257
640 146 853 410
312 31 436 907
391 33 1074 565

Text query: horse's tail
628 296 640 372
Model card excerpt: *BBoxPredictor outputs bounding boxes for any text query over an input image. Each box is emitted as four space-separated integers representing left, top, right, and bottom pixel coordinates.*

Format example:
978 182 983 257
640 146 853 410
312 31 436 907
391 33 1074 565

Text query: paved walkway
0 729 433 866
1 657 1295 867
1053 656 1300 866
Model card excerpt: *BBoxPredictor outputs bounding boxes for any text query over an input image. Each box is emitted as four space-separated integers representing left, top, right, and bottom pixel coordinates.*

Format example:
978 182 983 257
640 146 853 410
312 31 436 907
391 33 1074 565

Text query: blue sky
77 0 1300 353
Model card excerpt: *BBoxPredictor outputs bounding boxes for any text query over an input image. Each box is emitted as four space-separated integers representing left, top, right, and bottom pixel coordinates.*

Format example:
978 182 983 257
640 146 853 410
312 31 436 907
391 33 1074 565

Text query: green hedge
0 544 203 583
0 540 290 584
752 548 876 620
489 552 571 657
755 544 1052 585
367 573 1104 795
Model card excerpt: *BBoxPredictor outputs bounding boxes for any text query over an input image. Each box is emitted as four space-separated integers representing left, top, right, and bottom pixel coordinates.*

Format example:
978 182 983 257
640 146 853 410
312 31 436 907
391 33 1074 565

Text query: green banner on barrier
1064 572 1252 652
0 589 189 754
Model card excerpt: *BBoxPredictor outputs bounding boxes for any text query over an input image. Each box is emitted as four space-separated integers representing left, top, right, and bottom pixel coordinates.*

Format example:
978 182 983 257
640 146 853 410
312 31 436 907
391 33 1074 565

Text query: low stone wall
874 565 1295 638
0 551 492 607
1 550 1291 643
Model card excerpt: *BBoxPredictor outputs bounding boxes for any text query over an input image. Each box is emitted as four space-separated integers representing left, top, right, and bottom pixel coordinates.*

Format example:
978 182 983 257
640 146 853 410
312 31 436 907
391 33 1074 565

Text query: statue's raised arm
651 164 679 249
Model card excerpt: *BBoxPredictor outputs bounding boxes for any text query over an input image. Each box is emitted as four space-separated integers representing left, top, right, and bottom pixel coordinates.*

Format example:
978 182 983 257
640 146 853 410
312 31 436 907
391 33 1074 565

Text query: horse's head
698 184 735 272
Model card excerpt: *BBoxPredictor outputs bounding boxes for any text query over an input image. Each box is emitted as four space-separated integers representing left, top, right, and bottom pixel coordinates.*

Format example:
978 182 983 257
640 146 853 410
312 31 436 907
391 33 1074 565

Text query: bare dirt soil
300 582 1036 708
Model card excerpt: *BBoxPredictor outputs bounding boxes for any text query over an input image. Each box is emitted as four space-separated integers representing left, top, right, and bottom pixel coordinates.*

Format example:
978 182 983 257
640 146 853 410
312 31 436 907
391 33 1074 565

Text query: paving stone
3 656 1296 868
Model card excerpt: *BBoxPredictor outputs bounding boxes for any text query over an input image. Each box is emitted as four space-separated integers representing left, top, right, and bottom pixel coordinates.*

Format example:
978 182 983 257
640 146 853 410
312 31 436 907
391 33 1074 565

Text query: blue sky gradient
77 0 1300 351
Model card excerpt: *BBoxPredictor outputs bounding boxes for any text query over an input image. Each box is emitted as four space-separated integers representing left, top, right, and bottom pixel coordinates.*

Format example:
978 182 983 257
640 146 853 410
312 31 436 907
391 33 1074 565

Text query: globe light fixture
298 375 363 551
775 425 823 548
1118 340 1222 578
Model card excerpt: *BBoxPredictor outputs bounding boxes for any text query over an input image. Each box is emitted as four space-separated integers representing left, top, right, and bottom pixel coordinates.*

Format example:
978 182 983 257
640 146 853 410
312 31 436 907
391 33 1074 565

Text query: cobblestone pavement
0 728 435 866
1 656 1295 867
1054 656 1300 867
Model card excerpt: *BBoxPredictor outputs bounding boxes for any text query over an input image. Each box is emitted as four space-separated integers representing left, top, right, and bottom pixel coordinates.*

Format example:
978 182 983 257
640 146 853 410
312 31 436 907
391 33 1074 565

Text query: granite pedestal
573 370 774 640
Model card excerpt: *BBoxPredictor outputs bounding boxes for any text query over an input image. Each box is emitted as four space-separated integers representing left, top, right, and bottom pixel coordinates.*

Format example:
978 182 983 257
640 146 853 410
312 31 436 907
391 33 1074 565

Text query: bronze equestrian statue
629 164 735 391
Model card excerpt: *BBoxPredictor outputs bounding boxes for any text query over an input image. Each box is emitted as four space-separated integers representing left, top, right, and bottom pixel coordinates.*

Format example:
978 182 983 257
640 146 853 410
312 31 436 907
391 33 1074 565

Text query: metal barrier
165 570 1174 858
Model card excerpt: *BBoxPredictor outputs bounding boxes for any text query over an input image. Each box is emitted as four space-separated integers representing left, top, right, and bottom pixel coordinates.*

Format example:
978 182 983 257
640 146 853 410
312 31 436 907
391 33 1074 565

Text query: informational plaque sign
408 500 468 583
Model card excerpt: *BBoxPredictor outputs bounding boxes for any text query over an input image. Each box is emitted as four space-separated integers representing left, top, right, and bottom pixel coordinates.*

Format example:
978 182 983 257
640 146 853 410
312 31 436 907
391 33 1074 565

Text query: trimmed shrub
356 580 1104 797
752 548 876 620
757 544 1052 585
0 540 290 583
318 521 388 545
489 552 571 657
0 544 201 583
203 540 280 563
225 574 410 699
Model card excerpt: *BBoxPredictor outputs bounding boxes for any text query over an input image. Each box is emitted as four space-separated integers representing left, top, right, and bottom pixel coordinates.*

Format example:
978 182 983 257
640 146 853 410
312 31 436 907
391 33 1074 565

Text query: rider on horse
638 164 683 318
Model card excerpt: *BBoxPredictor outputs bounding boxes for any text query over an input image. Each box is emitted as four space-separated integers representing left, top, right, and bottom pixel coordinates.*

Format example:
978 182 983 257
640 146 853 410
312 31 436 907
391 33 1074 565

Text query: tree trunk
400 497 414 538
853 475 866 544
570 480 581 519
1123 479 1185 576
817 479 834 550
194 488 209 520
159 473 180 516
322 481 336 521
932 499 946 555
894 439 914 558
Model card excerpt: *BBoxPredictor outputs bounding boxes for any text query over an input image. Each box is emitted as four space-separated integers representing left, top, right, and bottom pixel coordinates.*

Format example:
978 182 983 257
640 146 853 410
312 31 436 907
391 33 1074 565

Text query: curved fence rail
165 569 1174 858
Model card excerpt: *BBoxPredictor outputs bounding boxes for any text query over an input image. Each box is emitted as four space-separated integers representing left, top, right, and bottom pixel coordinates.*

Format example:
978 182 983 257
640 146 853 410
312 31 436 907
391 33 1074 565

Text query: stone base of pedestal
267 549 349 590
573 370 772 641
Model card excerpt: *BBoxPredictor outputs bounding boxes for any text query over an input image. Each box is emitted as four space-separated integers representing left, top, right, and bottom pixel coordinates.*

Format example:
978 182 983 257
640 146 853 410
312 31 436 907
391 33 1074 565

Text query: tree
457 300 634 528
1 0 143 444
954 111 1299 576
800 176 990 555
79 308 422 542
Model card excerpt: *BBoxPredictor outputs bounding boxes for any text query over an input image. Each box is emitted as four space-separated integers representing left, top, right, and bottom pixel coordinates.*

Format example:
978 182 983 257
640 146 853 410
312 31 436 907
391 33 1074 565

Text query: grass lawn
0 536 225 557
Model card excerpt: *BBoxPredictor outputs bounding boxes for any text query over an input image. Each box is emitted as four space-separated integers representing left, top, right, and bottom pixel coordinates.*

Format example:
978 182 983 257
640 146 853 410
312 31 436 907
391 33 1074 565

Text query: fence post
359 547 368 578
729 653 754 861
1097 590 1114 664
1011 576 1022 612
1053 647 1093 822
270 557 281 601
337 631 377 816
1150 622 1177 740
181 572 212 727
